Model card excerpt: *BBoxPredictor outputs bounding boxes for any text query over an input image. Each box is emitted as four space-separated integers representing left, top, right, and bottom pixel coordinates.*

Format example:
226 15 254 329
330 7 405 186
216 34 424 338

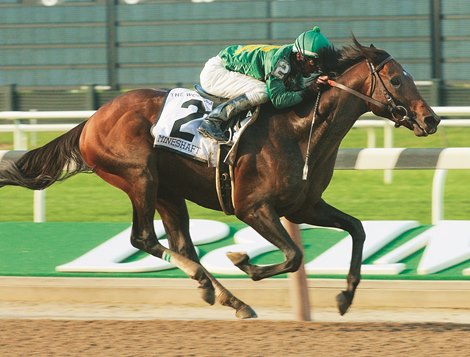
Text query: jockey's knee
246 89 269 106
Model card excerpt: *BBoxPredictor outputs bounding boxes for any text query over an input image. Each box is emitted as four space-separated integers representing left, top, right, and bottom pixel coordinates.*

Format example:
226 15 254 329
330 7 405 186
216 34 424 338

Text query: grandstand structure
0 0 469 110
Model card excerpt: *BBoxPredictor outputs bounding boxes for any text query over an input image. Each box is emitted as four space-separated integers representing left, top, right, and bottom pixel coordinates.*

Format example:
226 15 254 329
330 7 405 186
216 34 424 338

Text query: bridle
303 55 418 181
327 56 415 128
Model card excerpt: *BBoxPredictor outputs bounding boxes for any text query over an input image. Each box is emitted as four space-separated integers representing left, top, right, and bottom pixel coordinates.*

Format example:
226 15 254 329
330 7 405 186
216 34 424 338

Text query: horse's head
354 37 440 136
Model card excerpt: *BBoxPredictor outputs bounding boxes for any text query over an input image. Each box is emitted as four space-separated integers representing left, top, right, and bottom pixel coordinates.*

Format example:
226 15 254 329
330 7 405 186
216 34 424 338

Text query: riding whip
302 91 321 180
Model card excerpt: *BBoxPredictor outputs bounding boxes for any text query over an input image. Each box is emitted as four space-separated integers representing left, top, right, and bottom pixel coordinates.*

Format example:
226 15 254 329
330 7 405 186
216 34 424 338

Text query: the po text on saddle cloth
152 88 216 163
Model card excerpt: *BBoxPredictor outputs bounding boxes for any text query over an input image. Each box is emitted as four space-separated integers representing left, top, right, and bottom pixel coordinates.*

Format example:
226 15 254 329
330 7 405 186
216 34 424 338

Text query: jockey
198 26 332 141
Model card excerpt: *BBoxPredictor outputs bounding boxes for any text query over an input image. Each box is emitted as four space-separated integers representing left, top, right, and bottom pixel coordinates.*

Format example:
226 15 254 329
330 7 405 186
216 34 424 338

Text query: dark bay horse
0 38 439 318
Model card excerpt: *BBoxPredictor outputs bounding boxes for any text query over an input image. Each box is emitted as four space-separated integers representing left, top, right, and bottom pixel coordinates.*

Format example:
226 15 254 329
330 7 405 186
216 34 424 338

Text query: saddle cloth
152 87 259 214
151 88 218 165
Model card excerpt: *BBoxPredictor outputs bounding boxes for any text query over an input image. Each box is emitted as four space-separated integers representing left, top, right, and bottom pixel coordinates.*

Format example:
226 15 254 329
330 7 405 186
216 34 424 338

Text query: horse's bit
327 56 414 128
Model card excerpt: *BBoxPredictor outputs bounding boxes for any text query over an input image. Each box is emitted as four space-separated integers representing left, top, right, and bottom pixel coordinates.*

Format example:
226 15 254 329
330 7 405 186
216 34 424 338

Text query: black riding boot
198 94 253 141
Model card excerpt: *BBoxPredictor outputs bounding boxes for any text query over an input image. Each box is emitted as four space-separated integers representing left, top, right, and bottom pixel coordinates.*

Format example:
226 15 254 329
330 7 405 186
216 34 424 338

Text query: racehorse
0 37 439 318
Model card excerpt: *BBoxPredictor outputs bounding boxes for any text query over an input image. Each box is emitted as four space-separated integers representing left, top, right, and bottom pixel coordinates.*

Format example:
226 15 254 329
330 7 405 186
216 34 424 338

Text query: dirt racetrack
1 278 469 356
1 319 470 356
1 302 469 357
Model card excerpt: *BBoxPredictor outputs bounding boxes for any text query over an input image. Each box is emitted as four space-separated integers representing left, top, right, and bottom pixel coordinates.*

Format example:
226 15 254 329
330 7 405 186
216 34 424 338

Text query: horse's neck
323 62 371 123
256 64 371 168
306 64 370 157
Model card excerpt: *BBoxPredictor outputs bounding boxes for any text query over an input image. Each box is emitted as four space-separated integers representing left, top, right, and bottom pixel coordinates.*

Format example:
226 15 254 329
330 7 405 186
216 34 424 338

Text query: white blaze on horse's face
403 70 413 80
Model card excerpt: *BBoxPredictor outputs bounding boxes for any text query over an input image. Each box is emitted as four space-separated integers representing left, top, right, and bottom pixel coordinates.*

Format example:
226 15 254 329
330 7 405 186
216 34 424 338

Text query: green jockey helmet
293 26 331 58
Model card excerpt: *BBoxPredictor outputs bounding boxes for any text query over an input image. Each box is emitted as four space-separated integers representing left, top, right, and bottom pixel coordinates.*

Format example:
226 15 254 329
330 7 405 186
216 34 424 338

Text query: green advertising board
0 221 468 280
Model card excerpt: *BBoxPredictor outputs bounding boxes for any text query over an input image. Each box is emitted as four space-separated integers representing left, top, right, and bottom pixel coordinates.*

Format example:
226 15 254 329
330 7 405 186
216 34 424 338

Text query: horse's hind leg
120 168 217 306
290 199 365 315
229 203 303 280
156 196 257 319
156 196 215 305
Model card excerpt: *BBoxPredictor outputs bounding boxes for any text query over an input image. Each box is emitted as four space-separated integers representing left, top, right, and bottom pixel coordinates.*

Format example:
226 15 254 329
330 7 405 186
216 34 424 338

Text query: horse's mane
318 35 391 76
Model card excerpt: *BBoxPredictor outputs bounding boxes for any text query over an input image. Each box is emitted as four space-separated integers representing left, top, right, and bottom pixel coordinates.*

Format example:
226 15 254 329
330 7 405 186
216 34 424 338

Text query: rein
327 79 386 109
326 55 413 128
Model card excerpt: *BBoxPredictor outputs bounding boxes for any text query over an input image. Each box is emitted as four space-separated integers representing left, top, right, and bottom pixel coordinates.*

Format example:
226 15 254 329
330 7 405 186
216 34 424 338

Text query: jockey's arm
266 75 328 109
266 76 305 109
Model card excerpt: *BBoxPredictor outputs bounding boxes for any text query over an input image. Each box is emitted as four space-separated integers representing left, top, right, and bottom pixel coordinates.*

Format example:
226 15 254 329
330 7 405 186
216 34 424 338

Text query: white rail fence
335 148 470 224
1 108 470 223
0 111 94 150
1 107 470 150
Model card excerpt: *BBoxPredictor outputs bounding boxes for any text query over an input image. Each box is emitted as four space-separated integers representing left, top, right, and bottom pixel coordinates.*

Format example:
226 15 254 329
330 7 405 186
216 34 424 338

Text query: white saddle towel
152 88 218 164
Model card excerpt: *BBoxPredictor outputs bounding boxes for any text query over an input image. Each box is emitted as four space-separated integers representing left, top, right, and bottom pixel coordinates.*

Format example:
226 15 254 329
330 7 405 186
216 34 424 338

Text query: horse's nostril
424 115 439 127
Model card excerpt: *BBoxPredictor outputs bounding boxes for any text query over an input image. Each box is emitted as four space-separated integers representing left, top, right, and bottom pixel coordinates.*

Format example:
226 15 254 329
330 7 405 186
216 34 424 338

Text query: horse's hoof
199 286 215 305
336 291 351 316
236 304 257 319
226 251 249 266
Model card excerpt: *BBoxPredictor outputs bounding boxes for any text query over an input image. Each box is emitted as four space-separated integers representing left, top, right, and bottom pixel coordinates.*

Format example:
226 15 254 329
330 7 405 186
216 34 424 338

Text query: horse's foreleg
156 196 256 319
290 199 365 315
205 274 257 319
231 203 303 280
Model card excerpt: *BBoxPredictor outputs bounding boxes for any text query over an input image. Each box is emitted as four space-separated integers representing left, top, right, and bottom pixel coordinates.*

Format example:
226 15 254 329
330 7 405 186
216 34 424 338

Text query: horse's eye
390 76 401 88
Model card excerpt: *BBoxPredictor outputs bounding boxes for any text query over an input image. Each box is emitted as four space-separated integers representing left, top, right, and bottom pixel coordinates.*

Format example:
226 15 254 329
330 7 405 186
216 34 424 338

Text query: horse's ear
351 33 369 58
351 33 364 50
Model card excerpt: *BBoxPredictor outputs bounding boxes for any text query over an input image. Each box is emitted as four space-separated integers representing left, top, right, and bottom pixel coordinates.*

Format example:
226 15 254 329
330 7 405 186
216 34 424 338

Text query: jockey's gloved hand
303 74 329 95
303 73 322 87
315 75 329 88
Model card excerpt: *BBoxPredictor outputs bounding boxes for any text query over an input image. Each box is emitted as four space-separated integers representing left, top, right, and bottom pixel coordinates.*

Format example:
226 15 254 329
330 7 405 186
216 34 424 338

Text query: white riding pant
200 56 269 105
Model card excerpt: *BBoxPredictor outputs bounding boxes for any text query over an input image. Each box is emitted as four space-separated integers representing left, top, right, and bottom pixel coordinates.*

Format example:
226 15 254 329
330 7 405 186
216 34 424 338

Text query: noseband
327 56 414 128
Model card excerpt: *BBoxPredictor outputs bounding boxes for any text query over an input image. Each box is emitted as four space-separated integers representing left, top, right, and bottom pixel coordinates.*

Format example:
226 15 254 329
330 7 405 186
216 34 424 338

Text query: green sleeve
266 76 304 109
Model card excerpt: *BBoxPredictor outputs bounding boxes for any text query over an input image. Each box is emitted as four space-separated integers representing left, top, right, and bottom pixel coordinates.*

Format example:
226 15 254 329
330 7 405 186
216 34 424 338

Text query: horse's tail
0 121 89 190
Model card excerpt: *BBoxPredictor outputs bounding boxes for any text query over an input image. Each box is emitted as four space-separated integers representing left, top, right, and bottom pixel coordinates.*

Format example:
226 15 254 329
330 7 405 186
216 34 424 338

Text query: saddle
194 84 225 107
194 84 260 215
